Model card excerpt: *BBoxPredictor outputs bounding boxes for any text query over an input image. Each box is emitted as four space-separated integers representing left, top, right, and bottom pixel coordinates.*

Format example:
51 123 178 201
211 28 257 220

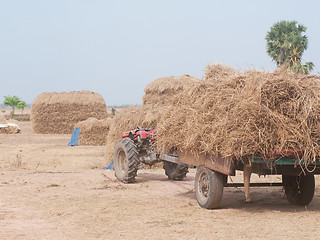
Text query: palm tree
266 20 314 74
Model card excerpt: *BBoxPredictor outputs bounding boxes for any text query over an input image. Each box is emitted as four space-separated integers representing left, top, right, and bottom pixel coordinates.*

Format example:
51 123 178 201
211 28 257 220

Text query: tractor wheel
163 161 188 181
195 166 224 209
113 138 139 183
282 174 315 206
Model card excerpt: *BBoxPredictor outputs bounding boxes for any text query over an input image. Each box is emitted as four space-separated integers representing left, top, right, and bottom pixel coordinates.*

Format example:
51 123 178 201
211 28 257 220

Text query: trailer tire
163 161 188 181
282 174 315 206
195 166 224 209
113 138 139 183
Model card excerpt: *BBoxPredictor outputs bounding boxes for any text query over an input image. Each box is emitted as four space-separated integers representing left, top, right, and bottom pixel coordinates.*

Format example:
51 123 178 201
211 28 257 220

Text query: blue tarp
68 127 80 146
104 161 114 170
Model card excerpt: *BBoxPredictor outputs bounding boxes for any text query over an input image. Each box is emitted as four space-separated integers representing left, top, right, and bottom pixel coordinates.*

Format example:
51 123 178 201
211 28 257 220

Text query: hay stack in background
143 74 201 106
75 118 111 146
31 91 107 134
156 64 320 165
104 105 168 166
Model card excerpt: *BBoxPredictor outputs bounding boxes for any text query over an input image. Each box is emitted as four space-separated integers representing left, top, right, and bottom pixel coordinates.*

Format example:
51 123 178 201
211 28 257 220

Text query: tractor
113 127 188 183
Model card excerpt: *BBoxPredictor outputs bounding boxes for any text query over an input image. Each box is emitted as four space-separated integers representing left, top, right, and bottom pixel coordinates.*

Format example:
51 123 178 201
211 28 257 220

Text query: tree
17 100 27 115
266 20 314 74
3 95 22 115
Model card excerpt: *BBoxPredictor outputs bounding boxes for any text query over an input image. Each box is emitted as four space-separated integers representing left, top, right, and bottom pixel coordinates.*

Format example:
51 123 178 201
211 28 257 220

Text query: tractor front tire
113 138 139 183
195 166 224 209
282 174 315 206
163 161 188 181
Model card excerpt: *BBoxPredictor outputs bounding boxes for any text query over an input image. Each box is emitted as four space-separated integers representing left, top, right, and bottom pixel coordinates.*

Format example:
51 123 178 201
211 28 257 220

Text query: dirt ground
1 121 320 240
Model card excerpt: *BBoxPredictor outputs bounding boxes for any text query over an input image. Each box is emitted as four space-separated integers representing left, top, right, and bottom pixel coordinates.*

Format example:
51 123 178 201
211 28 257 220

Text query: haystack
0 123 21 134
75 117 111 146
31 91 107 134
143 74 201 106
156 64 320 166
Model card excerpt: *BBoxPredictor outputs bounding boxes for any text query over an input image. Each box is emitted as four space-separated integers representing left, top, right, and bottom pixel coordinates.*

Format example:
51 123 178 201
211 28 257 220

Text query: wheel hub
118 150 128 172
199 172 209 198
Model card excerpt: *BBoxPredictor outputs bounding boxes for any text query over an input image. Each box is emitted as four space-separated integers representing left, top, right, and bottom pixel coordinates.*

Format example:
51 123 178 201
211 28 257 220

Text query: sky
0 0 319 105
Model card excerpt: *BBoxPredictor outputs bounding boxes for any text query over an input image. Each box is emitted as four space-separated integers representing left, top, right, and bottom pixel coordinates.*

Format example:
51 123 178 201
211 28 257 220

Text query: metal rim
118 149 128 173
197 171 209 200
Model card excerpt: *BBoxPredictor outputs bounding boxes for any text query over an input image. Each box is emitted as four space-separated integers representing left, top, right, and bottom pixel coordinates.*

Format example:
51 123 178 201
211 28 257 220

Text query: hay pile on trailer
156 64 320 165
143 74 201 106
204 63 237 82
31 91 107 134
75 117 111 146
104 105 168 166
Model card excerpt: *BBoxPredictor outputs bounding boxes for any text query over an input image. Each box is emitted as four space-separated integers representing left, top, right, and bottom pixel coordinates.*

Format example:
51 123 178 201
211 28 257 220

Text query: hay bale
156 65 320 166
0 123 21 134
104 105 168 166
31 91 107 134
143 74 201 106
75 117 111 146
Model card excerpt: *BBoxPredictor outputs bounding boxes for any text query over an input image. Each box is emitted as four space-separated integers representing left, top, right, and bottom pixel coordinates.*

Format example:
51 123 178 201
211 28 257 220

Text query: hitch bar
139 153 179 164
159 153 179 164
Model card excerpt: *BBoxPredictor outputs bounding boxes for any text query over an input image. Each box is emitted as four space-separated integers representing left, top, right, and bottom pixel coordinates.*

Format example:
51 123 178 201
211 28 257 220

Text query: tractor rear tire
113 138 139 183
282 174 315 206
163 161 188 181
195 166 224 209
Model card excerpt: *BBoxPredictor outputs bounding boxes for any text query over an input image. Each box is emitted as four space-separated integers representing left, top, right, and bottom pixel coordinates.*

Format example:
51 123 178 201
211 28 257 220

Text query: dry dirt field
1 121 320 240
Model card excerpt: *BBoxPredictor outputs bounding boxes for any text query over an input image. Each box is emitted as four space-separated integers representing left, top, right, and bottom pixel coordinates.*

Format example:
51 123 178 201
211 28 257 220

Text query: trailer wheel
195 166 224 209
282 174 315 206
163 161 188 181
113 138 139 183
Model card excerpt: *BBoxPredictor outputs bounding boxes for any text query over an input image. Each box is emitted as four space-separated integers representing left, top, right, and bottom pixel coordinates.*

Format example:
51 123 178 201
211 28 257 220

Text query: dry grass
104 64 320 170
155 64 320 167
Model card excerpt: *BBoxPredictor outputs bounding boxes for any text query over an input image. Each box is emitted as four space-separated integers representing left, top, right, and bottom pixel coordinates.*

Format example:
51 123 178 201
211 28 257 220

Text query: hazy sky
1 0 319 105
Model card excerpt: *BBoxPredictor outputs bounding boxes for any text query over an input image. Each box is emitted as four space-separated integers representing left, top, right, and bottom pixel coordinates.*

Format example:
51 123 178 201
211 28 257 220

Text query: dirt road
1 121 320 239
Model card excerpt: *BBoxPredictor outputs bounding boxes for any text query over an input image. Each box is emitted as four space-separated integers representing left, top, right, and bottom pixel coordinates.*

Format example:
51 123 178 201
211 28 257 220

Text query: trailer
178 150 320 209
113 128 320 209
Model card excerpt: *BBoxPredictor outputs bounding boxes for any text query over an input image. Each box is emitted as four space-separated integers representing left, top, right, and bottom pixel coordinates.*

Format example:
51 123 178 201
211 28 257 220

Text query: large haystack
104 105 168 166
143 74 201 106
31 91 107 134
156 64 320 165
75 117 111 146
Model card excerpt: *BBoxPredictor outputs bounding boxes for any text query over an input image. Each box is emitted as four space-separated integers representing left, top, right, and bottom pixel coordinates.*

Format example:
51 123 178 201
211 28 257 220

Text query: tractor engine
121 127 157 155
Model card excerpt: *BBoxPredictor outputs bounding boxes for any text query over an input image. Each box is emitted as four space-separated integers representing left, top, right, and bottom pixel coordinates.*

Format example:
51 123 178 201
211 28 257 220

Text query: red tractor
113 127 189 183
